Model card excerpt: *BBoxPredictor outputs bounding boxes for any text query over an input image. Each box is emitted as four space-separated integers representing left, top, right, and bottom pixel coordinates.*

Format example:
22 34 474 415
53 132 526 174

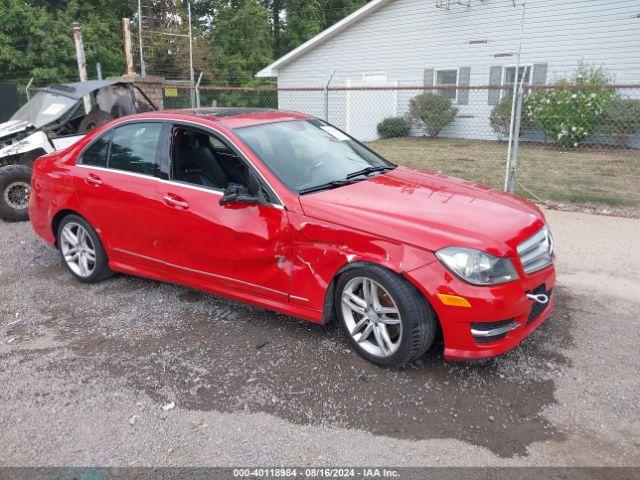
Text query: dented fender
286 211 436 314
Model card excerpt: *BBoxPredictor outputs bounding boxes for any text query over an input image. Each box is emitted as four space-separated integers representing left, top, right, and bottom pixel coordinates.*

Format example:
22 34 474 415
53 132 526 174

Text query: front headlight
436 247 519 286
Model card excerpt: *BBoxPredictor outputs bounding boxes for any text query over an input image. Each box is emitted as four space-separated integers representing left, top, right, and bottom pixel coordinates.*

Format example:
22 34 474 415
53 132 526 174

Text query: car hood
0 120 32 141
298 166 545 257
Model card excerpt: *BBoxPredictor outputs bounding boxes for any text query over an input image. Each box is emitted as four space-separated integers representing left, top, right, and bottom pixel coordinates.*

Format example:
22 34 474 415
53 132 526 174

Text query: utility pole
72 22 91 114
122 18 135 75
188 1 195 108
137 0 146 76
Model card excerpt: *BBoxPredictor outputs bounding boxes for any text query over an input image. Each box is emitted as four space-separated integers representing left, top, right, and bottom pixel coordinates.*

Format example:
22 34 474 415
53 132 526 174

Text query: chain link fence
162 82 640 212
514 83 640 209
2 76 637 212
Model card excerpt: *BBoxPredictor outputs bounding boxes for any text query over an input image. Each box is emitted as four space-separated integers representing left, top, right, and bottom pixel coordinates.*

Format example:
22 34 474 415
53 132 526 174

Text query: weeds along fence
162 83 639 211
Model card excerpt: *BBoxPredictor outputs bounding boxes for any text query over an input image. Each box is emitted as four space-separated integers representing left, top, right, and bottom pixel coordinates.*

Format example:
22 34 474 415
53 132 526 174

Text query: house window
363 72 388 85
435 69 458 102
502 65 532 97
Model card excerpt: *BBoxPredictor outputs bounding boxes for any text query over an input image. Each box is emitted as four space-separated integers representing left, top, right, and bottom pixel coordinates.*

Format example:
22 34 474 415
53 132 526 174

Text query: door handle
85 173 103 186
163 194 189 210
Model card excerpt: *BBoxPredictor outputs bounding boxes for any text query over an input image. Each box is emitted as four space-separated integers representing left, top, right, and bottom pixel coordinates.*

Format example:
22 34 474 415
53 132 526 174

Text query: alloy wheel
341 276 403 358
60 222 97 278
4 181 30 210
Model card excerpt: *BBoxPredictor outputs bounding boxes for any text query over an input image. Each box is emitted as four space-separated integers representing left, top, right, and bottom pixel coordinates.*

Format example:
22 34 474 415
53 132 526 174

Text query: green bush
526 62 615 148
408 93 458 138
490 94 533 139
377 116 411 138
601 97 640 147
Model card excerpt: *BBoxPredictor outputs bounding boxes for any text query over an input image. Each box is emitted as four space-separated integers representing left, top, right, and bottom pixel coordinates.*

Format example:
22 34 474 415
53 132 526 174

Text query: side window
108 123 162 175
171 127 245 190
81 131 111 167
208 136 226 148
170 126 277 203
502 66 532 98
435 69 458 101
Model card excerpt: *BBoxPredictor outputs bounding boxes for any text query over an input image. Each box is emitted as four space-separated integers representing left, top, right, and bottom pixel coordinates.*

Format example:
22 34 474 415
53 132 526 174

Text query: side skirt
108 259 324 324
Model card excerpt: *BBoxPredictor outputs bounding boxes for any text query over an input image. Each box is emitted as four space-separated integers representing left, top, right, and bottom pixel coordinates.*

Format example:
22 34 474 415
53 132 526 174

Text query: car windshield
234 119 395 194
10 90 78 128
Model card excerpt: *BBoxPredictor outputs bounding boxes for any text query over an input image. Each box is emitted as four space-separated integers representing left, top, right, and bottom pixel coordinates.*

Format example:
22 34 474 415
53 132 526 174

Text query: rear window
108 123 162 175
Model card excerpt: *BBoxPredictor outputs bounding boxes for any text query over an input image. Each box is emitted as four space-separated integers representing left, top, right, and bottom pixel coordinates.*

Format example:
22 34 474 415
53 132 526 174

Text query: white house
257 0 640 141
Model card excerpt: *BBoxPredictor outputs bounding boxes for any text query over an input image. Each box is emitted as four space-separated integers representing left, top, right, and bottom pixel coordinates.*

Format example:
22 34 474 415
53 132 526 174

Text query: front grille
527 285 552 324
518 226 554 275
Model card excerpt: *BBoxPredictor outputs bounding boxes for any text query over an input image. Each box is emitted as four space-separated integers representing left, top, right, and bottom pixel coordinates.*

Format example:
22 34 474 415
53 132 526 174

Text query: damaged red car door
153 122 292 303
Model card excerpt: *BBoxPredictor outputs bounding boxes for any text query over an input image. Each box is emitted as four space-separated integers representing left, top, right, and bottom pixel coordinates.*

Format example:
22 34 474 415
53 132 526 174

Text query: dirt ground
0 209 638 467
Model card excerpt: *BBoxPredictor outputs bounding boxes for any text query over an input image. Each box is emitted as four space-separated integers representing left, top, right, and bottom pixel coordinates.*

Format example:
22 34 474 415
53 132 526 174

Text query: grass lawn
367 137 640 208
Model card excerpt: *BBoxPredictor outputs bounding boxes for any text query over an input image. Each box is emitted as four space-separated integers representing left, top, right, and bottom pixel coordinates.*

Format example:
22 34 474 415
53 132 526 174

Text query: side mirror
219 183 262 206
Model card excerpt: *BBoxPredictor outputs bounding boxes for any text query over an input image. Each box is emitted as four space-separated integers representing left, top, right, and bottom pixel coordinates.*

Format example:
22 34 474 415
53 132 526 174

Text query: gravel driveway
0 209 638 466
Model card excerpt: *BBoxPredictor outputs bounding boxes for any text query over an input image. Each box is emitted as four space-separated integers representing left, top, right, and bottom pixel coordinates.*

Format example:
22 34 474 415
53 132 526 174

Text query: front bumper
405 259 556 361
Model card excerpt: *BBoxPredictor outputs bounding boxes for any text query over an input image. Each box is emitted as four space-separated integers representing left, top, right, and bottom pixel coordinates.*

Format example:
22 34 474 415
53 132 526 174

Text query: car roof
154 108 314 129
41 80 121 99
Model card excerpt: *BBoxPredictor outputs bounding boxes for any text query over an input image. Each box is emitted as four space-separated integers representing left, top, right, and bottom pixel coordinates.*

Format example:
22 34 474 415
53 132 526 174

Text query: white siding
274 0 640 141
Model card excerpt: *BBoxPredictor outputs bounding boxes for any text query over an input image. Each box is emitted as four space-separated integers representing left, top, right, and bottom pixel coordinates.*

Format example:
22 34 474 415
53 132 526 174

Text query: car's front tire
335 264 436 367
57 214 114 283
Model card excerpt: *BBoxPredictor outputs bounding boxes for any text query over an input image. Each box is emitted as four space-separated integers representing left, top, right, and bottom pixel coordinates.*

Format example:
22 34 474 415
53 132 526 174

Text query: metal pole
188 1 195 108
72 22 91 114
195 71 203 108
123 18 135 75
324 69 336 122
25 77 34 102
504 1 526 191
137 0 146 76
506 85 524 193
96 62 103 80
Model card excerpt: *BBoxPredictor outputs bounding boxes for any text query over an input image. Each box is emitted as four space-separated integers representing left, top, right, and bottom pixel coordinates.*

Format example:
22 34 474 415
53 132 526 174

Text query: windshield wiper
345 165 394 179
299 166 395 195
298 179 359 195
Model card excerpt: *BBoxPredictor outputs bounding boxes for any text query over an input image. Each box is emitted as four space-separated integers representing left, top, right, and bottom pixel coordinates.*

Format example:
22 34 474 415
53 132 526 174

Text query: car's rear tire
57 214 114 283
335 264 436 368
0 164 32 222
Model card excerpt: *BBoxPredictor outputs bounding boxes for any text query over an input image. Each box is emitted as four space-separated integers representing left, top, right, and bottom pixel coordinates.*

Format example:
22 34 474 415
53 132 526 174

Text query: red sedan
29 109 555 367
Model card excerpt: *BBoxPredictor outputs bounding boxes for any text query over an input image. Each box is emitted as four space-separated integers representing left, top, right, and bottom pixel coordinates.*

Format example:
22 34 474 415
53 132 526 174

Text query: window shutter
423 69 434 91
488 66 502 105
532 63 548 85
457 67 471 105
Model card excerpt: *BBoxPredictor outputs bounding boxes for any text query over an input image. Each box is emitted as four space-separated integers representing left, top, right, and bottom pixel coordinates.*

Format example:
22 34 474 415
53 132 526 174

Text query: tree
277 0 366 55
527 62 615 148
490 94 533 139
409 93 458 138
601 97 640 147
0 0 133 84
212 0 273 85
0 0 369 88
